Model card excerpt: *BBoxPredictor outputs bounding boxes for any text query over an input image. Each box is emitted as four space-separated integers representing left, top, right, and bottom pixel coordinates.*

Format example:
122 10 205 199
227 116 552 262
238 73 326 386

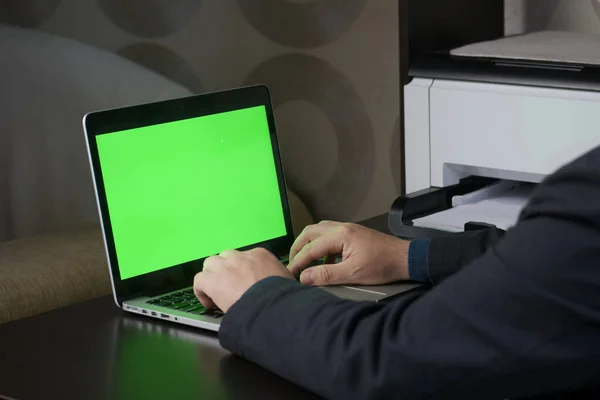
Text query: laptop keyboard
144 255 306 318
146 288 224 318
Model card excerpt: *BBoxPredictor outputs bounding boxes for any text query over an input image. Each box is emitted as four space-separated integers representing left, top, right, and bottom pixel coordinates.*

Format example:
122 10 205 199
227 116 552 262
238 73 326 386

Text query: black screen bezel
84 85 295 304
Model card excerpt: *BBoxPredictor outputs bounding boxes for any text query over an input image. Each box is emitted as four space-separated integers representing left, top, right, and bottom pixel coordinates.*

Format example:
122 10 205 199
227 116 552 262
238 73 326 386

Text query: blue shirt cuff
408 238 431 282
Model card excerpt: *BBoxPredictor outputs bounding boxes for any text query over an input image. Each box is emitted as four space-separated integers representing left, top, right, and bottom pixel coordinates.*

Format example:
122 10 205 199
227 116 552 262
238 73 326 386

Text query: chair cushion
0 225 110 324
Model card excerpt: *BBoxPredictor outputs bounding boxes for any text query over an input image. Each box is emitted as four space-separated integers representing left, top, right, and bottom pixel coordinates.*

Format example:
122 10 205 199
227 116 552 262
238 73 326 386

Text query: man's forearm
406 227 505 284
221 217 599 399
220 146 600 399
426 226 505 283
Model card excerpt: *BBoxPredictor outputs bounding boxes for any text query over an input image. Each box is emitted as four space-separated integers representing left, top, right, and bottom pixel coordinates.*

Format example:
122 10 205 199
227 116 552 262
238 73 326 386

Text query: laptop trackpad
319 283 423 302
319 286 389 302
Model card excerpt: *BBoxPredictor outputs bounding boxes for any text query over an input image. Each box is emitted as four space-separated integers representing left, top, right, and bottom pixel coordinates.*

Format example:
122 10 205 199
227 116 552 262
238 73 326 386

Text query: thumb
300 262 351 286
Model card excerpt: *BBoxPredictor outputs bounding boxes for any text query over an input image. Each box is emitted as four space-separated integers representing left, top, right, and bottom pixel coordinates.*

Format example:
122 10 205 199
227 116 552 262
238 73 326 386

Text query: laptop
83 85 421 332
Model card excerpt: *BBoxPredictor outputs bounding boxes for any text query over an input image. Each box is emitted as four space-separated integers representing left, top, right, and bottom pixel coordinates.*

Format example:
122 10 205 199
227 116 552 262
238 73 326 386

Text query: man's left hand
193 248 294 312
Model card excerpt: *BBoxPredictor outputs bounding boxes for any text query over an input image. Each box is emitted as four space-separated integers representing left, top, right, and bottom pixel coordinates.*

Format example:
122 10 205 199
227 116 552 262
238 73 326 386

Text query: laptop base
122 281 422 334
123 292 221 332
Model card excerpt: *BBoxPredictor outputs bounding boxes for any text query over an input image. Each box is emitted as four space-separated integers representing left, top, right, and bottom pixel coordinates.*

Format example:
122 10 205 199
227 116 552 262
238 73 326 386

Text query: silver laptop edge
123 294 221 332
83 113 120 309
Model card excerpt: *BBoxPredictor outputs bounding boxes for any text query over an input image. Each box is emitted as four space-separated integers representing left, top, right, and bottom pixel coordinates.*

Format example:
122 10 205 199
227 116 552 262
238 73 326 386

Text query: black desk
0 214 390 400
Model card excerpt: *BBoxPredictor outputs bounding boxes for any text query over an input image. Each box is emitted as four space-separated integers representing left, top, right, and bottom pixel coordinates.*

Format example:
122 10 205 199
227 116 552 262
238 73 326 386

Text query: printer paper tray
388 176 527 239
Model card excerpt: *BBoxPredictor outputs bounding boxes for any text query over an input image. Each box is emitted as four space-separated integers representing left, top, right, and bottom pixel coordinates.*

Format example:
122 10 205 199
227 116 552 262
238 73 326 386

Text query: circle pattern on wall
523 0 560 31
591 0 600 22
237 0 366 48
244 54 375 220
118 43 203 93
0 0 61 27
98 0 200 38
390 117 402 196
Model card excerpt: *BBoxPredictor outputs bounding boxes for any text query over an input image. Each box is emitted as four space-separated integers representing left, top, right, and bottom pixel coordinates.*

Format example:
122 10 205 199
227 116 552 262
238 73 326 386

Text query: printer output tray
388 176 503 239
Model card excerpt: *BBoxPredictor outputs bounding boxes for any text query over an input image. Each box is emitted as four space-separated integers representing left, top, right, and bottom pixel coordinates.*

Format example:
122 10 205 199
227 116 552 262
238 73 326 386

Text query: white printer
389 31 600 238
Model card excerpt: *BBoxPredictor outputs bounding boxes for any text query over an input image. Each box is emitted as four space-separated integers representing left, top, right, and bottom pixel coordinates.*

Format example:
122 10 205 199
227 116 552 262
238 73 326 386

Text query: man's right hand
287 221 411 286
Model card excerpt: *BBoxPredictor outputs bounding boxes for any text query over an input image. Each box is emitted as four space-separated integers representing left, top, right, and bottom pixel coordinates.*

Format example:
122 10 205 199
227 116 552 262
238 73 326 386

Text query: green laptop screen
96 105 287 280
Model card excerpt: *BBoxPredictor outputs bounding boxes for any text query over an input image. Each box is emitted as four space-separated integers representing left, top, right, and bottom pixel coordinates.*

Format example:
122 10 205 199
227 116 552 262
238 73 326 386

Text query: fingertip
288 247 302 265
299 269 314 285
193 271 203 287
193 284 215 309
198 295 216 310
286 261 299 274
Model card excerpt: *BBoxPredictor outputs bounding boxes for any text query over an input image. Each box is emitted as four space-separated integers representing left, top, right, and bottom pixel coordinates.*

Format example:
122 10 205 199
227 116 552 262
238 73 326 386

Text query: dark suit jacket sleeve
219 147 600 400
427 226 505 284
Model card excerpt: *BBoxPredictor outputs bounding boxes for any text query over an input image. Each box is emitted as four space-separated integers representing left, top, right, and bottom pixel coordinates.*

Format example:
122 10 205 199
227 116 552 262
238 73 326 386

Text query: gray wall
0 0 400 224
506 0 600 34
1 0 595 225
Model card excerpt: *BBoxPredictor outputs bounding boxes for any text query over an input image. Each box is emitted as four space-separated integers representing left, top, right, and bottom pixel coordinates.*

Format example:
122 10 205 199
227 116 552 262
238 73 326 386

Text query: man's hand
193 248 294 312
288 221 410 286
